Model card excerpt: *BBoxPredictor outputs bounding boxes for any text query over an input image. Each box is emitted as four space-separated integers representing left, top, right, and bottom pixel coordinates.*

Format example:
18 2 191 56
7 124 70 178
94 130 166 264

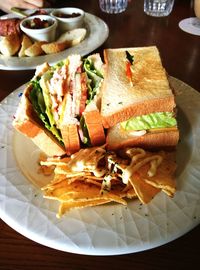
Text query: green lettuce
83 58 103 104
30 77 63 144
121 112 177 131
39 72 55 127
80 116 91 146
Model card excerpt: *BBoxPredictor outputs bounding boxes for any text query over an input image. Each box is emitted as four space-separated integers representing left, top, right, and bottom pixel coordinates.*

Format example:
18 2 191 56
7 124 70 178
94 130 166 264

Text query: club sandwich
13 54 105 157
100 46 179 150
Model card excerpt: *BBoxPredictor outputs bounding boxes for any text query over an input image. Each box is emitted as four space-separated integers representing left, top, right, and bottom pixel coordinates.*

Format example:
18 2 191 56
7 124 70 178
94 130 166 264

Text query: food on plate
20 14 58 43
41 28 87 54
0 10 48 37
24 41 47 56
13 53 105 156
0 18 21 36
100 46 179 150
13 46 179 156
13 46 179 217
40 145 176 217
0 28 86 57
41 41 69 54
54 12 81 19
13 82 66 157
0 33 21 56
0 10 87 57
18 34 33 57
23 17 54 29
57 28 87 46
50 7 85 32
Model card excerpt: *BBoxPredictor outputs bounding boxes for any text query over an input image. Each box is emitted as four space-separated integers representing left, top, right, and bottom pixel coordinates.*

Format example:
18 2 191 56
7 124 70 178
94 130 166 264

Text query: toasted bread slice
106 123 179 150
61 124 80 156
13 85 66 157
101 46 176 128
83 110 105 146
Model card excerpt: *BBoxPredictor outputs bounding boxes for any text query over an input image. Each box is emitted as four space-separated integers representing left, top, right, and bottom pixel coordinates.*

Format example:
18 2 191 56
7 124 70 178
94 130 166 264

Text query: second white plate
0 10 109 70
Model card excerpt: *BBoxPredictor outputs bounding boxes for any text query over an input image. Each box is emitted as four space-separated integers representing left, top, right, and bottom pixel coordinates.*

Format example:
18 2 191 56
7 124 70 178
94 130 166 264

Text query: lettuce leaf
83 58 103 104
39 72 55 127
30 78 63 144
80 116 91 146
121 112 177 131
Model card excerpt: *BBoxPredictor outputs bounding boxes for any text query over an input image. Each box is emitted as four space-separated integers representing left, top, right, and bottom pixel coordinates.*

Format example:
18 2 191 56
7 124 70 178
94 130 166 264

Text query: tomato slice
79 73 88 115
126 62 132 80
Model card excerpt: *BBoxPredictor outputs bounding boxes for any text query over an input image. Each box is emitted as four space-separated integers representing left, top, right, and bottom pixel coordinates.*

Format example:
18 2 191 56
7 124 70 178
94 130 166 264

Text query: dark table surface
0 0 199 269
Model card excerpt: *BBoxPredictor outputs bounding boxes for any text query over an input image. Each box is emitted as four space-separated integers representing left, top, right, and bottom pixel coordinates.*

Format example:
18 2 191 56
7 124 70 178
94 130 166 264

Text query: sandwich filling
29 76 63 144
29 54 104 150
120 112 177 135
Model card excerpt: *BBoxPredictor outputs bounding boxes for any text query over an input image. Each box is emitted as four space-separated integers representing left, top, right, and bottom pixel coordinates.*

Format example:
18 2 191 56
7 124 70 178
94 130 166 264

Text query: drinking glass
144 0 175 17
99 0 128 14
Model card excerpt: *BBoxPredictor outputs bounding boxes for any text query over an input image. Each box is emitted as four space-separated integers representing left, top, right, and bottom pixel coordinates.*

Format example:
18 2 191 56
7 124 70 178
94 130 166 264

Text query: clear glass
144 0 175 17
99 0 128 14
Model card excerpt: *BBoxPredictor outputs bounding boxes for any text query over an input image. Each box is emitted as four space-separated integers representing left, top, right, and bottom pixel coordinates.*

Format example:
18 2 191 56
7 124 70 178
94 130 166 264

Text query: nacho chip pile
40 146 177 218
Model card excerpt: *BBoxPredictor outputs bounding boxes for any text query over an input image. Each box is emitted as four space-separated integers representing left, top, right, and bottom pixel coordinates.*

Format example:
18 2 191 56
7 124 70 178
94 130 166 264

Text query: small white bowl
50 7 85 32
20 15 58 42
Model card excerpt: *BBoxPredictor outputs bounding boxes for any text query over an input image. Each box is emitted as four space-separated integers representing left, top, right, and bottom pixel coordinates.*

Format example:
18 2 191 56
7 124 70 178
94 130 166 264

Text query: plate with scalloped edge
0 9 109 70
0 76 199 255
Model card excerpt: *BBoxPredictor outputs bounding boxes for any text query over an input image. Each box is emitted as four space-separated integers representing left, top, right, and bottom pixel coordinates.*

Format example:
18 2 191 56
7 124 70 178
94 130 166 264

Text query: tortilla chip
57 199 111 218
129 173 161 204
135 151 176 197
40 146 177 217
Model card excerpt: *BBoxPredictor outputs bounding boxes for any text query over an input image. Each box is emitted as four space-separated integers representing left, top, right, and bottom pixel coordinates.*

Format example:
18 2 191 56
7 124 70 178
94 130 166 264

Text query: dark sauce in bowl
55 12 81 19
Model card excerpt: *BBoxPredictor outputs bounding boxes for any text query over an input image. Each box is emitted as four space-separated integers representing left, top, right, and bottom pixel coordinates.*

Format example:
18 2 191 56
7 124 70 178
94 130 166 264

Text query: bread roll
41 41 69 54
18 34 33 57
25 41 47 57
57 28 87 46
0 34 21 56
41 28 87 55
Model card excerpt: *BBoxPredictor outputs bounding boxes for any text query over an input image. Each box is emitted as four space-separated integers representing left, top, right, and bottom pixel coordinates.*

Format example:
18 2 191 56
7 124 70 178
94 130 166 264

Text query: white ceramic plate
179 17 200 36
0 77 200 255
0 9 109 70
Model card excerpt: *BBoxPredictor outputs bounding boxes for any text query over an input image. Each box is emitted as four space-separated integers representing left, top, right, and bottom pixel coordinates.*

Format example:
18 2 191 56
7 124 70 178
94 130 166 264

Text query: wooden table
0 0 199 269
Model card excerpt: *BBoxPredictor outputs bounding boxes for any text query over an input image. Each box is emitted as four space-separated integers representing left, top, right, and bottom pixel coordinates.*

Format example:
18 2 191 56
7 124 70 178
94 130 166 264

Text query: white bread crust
83 109 105 146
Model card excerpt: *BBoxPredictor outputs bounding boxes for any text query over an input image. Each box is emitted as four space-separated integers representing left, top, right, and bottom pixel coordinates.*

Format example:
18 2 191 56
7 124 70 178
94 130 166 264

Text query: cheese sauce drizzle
122 148 163 184
68 146 106 177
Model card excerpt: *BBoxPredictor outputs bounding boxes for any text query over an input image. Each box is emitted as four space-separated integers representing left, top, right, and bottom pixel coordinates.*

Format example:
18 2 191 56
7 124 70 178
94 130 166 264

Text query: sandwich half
13 54 105 157
101 46 179 150
13 83 66 157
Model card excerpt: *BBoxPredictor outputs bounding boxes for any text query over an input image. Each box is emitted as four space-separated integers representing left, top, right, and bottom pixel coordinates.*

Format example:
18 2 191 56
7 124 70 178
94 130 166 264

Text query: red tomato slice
126 62 132 80
79 73 88 115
